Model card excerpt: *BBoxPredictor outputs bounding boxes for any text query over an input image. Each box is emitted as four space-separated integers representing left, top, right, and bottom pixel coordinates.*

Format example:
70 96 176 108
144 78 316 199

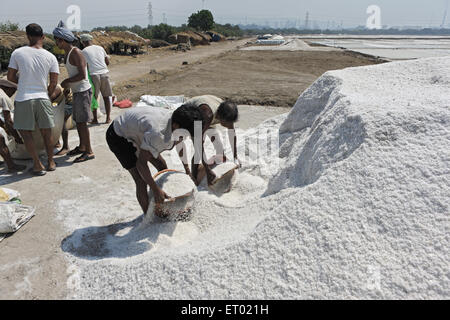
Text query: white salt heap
59 56 449 299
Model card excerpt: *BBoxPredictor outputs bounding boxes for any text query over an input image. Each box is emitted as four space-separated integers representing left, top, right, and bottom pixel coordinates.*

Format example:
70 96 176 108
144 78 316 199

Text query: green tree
151 23 175 41
188 10 214 31
0 21 19 32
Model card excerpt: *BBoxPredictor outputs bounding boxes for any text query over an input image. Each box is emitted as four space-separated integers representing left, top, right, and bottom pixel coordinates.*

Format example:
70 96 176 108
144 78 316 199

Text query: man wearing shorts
80 34 113 124
7 23 59 175
106 105 204 214
53 21 95 163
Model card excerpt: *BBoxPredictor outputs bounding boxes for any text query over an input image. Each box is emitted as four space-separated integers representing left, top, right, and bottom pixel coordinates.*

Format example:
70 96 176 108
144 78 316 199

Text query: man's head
171 104 204 138
53 21 76 50
25 23 44 45
216 100 239 128
80 34 94 47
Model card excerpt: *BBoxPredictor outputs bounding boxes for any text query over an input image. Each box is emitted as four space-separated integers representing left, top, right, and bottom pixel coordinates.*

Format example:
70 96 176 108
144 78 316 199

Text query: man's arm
2 110 23 144
136 149 171 204
7 68 19 84
48 72 58 100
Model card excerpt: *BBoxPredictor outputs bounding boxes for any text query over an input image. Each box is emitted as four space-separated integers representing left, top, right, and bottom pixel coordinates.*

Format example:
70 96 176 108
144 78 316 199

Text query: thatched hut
79 31 147 55
0 31 55 69
168 31 211 46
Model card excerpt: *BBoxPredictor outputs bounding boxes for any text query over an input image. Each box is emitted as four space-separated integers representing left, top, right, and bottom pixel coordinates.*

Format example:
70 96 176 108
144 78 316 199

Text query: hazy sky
1 0 449 31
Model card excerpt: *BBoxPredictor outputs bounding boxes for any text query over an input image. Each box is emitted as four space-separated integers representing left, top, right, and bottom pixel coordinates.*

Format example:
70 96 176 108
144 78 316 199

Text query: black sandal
67 146 84 156
74 153 95 163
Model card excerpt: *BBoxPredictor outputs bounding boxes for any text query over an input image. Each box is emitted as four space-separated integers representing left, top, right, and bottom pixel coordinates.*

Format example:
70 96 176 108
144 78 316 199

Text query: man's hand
60 79 69 89
154 187 171 205
4 121 23 144
234 157 242 168
206 168 217 186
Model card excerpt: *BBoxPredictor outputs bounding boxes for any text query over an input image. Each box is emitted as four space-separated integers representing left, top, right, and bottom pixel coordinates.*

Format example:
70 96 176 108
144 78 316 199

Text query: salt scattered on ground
242 38 336 52
58 56 449 299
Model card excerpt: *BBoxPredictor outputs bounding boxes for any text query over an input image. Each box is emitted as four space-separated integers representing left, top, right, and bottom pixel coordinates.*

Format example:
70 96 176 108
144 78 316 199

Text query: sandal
74 153 95 163
67 146 84 156
28 168 47 176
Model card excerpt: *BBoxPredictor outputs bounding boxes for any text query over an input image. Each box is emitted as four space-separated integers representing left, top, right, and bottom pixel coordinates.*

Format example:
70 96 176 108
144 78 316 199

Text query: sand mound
60 57 449 299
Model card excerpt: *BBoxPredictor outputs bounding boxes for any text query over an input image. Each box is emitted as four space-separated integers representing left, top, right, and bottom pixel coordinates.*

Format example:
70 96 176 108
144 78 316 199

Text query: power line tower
147 2 153 26
304 11 310 29
441 0 449 28
163 13 167 24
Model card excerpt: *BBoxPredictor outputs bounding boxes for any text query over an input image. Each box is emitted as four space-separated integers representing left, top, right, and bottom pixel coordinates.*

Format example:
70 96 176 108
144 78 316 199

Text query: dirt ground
0 39 382 299
113 49 383 107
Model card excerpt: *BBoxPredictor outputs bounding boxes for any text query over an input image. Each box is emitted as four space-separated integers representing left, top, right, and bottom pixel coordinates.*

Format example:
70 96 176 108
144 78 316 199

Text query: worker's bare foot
90 119 99 124
105 118 112 124
55 148 69 156
7 163 27 173
46 160 57 172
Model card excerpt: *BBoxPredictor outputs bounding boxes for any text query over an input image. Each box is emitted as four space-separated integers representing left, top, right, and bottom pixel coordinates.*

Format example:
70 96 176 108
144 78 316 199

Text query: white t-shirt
185 95 223 125
8 46 60 102
82 45 109 75
113 107 174 158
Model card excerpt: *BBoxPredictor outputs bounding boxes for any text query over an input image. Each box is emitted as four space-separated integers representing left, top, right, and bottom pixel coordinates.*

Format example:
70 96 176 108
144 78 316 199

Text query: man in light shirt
80 34 113 124
7 23 59 176
106 105 204 215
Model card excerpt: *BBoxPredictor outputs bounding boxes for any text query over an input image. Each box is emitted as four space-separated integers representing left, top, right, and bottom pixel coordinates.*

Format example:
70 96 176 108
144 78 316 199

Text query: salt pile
60 56 449 299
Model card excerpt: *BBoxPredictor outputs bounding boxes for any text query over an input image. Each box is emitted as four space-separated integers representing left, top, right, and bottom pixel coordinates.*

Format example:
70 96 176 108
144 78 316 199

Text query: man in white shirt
80 34 113 124
106 105 204 215
7 23 59 176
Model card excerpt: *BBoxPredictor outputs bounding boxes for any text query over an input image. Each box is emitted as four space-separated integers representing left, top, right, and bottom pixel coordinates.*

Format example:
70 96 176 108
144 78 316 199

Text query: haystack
168 32 191 45
168 31 211 46
79 31 147 55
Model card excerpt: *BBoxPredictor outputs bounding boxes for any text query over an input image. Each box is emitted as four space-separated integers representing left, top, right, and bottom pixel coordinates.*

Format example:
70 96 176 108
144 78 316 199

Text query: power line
148 2 153 26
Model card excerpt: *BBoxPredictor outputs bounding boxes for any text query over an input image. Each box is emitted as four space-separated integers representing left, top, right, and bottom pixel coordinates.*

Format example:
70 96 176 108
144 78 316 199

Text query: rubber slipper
67 146 84 156
46 165 57 172
28 168 47 176
74 153 95 163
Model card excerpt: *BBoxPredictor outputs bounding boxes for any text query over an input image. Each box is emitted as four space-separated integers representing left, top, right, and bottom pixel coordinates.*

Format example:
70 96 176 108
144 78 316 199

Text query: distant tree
151 23 175 41
188 10 214 31
0 21 19 32
129 25 143 34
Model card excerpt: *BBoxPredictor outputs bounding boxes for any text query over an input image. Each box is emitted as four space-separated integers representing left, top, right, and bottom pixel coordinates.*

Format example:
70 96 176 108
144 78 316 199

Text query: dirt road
113 50 383 107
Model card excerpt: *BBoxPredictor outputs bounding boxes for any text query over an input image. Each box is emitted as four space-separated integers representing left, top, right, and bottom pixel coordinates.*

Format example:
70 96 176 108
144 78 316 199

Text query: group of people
1 22 241 214
0 22 113 176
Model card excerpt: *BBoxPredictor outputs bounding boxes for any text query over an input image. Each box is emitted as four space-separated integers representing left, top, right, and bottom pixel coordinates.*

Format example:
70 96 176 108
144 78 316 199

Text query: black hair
172 104 204 137
26 23 44 37
216 100 239 123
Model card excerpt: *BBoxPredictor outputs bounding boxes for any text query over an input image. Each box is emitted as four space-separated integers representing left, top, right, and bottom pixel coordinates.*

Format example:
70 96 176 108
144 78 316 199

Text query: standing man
7 23 59 176
80 33 113 124
53 22 95 163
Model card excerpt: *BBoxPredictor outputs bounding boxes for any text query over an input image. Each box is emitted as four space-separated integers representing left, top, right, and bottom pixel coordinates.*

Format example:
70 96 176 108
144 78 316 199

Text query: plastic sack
0 202 35 234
